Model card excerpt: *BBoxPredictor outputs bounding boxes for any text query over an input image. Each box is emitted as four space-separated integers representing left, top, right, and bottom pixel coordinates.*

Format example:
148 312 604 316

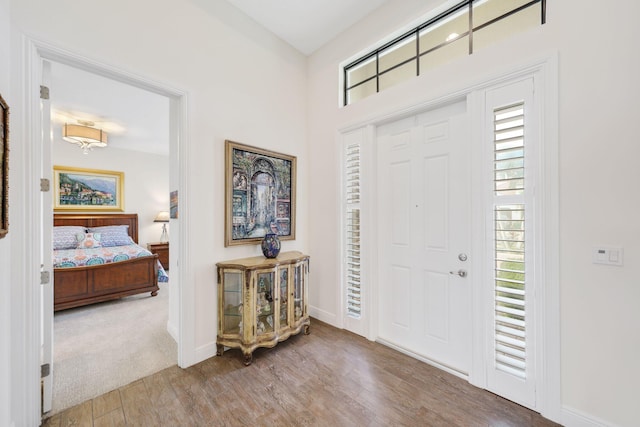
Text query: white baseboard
562 405 618 427
166 320 178 343
194 341 218 364
308 305 339 327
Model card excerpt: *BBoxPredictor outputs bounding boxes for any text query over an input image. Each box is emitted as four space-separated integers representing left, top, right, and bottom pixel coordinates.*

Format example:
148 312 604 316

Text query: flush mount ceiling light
62 120 108 154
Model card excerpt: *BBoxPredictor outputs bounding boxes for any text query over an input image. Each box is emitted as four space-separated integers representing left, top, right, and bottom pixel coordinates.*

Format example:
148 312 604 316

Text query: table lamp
154 211 170 243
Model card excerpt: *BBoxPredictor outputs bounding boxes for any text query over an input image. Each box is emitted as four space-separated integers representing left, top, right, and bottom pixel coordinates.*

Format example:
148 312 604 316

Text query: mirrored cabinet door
279 267 289 329
293 262 304 322
255 271 275 336
223 271 243 335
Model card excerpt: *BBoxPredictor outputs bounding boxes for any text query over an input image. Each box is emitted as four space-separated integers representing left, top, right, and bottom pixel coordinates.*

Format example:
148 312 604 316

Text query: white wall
0 0 10 424
8 0 638 426
8 0 307 424
52 139 170 247
307 1 640 426
11 0 307 351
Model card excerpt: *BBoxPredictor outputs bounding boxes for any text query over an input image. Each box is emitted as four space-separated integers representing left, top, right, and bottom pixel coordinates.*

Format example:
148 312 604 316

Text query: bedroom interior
51 279 175 414
3 1 640 426
48 61 175 414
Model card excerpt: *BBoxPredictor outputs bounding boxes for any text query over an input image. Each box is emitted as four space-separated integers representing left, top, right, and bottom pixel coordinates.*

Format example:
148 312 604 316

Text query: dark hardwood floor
43 319 560 426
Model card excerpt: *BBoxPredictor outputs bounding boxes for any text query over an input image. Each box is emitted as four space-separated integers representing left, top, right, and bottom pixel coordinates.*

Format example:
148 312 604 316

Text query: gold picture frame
225 140 296 246
0 93 8 239
53 166 125 212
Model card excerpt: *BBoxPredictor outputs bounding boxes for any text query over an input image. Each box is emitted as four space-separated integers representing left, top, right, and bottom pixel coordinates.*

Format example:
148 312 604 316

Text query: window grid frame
343 0 545 106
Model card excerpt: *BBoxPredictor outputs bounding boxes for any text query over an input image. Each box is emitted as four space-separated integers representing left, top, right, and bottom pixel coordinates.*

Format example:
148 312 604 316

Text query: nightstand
147 242 169 270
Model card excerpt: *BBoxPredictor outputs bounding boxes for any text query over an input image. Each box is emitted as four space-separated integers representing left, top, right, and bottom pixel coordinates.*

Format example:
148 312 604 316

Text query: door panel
391 265 411 329
424 270 449 341
377 100 471 374
423 154 448 250
390 161 411 246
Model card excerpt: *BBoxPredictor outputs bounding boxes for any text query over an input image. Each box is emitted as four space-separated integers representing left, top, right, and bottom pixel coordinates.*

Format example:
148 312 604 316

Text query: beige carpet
50 281 177 415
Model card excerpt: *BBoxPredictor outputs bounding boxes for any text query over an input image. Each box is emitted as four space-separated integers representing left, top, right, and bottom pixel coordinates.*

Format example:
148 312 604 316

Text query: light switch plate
592 246 623 266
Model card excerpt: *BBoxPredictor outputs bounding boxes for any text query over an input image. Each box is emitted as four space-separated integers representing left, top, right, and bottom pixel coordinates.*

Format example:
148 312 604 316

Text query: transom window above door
342 0 546 106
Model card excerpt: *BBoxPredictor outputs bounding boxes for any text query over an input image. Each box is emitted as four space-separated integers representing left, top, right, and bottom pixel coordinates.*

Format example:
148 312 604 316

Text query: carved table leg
243 353 253 366
304 324 310 335
216 344 225 357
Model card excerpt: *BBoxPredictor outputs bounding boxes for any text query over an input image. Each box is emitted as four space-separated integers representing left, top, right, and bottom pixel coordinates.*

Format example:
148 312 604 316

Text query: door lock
449 269 467 278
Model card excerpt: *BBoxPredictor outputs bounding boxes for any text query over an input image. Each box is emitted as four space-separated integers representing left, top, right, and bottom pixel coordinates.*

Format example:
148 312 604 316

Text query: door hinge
40 178 50 192
40 271 50 285
40 85 50 100
41 363 50 378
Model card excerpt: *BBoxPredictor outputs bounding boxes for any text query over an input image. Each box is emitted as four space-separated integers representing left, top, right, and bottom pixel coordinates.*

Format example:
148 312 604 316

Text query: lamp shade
62 123 108 154
154 211 170 223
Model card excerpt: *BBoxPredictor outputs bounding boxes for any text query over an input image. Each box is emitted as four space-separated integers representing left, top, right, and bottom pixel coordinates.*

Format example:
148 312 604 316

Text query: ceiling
225 0 389 55
50 62 170 156
50 1 390 155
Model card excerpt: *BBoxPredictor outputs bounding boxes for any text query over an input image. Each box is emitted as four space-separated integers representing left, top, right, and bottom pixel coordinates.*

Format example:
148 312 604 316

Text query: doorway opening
28 40 190 418
46 59 176 414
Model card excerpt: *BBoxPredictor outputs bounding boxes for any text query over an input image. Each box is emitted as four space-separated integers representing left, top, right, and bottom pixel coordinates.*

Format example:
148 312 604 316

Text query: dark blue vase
261 233 281 258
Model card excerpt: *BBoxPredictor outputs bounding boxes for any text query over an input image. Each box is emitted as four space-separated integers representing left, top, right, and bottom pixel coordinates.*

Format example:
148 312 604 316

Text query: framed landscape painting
170 190 178 219
225 140 296 246
0 93 8 239
53 166 124 212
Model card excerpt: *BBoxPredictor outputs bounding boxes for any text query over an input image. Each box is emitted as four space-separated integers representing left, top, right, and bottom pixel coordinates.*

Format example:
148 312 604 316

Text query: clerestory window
343 0 546 106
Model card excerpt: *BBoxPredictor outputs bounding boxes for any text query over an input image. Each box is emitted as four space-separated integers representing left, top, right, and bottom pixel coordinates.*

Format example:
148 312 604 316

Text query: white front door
376 99 471 374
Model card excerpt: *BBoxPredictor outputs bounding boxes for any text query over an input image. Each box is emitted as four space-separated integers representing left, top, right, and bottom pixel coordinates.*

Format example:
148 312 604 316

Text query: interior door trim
338 52 560 423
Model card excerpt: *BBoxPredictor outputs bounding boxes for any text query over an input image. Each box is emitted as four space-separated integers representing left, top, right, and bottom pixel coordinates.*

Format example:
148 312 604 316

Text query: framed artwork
53 166 124 212
225 140 296 246
0 93 8 239
170 190 178 219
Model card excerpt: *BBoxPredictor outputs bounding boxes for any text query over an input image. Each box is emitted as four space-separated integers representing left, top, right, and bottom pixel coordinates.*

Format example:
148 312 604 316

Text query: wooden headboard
53 213 139 243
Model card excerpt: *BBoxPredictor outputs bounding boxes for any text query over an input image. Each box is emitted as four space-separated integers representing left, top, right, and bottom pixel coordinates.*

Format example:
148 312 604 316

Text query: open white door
40 59 54 414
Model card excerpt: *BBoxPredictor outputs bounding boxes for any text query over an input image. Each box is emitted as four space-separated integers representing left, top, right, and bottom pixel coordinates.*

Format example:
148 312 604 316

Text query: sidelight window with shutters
493 103 527 379
341 127 371 338
344 142 362 320
484 78 538 408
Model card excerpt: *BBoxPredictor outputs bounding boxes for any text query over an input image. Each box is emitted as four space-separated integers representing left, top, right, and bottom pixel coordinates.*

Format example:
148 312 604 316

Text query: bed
53 213 168 311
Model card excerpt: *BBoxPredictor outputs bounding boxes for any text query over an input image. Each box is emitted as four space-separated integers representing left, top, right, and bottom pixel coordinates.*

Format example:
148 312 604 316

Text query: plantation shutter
345 143 362 319
493 103 527 378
